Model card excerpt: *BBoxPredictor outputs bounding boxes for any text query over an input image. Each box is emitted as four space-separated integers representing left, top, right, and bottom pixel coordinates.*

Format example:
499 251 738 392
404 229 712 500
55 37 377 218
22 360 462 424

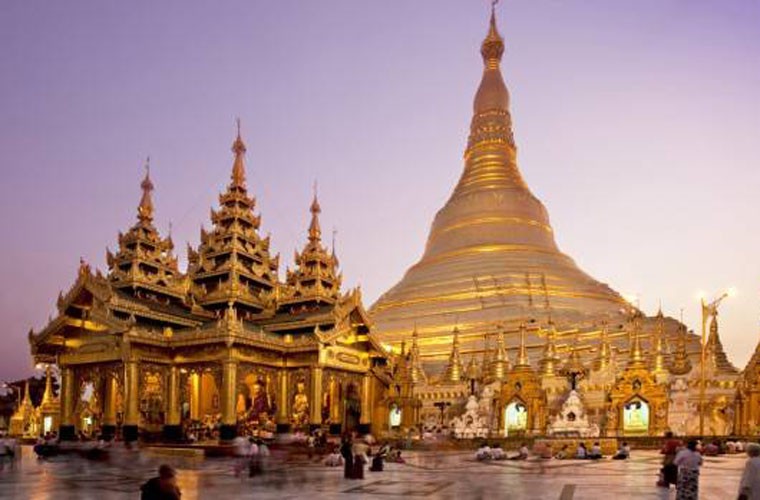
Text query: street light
698 289 734 437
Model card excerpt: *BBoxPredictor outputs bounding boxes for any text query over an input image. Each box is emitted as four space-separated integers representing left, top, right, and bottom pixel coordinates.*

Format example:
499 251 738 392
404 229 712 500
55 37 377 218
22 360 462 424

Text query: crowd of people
475 440 629 461
656 433 760 500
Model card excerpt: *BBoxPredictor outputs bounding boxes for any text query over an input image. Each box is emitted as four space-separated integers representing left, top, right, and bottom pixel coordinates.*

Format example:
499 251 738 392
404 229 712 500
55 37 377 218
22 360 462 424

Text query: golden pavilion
28 127 394 442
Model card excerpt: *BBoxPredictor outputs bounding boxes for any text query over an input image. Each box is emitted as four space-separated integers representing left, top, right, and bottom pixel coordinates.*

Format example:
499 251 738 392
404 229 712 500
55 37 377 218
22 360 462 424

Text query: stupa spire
539 321 560 376
487 324 511 381
652 309 669 376
409 326 428 384
442 326 465 383
369 5 628 353
515 322 530 368
669 324 693 375
137 158 154 223
706 313 738 373
308 183 322 243
42 366 54 404
231 118 247 188
627 313 647 370
594 323 612 370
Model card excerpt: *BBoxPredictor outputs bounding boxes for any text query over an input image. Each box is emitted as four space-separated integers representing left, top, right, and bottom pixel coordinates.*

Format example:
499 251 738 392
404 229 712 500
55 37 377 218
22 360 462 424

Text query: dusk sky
1 1 758 382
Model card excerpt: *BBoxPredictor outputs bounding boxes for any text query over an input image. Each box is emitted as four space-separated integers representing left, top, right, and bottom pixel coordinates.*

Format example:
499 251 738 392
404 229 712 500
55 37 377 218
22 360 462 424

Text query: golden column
102 376 118 427
189 372 201 420
309 366 323 427
59 365 76 440
276 369 290 428
123 360 141 441
220 359 238 440
360 373 372 429
166 366 181 426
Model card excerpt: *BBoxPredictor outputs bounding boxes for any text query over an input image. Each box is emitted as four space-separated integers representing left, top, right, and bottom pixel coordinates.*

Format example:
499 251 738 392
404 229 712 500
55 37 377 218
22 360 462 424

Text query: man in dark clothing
141 464 181 500
340 436 354 479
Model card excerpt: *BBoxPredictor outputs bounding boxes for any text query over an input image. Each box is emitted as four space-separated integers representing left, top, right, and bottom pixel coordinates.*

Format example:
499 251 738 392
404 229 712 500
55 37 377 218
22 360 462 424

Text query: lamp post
698 291 732 437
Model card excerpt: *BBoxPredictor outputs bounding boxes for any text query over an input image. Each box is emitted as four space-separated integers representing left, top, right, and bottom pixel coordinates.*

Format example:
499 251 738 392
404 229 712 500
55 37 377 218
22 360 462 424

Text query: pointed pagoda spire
626 313 647 370
442 326 465 383
539 321 560 376
308 183 322 243
369 2 629 350
22 379 32 407
137 157 154 223
593 323 613 370
280 188 342 309
515 322 531 368
669 323 693 375
41 366 54 405
230 118 247 188
106 162 185 302
188 122 280 316
409 326 428 384
706 313 738 373
487 324 511 382
652 308 669 376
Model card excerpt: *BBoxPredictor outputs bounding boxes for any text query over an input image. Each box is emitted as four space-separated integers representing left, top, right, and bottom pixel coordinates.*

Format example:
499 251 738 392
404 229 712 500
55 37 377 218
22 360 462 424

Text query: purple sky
1 1 758 382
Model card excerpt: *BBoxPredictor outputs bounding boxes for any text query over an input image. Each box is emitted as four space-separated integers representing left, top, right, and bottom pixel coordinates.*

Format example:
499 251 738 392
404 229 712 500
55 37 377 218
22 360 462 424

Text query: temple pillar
163 366 182 441
358 373 372 434
276 369 290 433
309 366 323 431
219 359 237 441
59 366 76 441
189 372 201 420
123 360 140 442
101 375 118 440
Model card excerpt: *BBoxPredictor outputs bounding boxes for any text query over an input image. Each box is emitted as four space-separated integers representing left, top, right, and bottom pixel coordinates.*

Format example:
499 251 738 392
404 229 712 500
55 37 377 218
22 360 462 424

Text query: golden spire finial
230 118 247 188
481 0 504 66
308 181 322 242
137 157 154 223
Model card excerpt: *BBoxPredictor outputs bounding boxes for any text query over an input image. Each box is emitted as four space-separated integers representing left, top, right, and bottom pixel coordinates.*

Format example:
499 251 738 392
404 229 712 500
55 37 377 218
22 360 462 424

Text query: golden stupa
371 9 629 356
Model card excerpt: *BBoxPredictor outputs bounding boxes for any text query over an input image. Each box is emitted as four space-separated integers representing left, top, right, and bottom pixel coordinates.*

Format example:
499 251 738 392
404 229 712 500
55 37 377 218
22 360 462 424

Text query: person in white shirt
476 444 492 461
491 444 506 460
738 443 760 500
674 440 703 500
588 442 603 460
575 443 587 459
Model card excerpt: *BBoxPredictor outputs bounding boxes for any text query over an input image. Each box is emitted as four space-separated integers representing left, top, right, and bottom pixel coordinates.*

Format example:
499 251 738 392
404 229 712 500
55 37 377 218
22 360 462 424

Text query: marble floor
0 446 747 499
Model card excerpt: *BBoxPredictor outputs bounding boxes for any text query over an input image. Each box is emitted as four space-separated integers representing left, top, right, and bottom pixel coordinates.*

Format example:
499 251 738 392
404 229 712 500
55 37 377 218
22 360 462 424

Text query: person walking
340 435 354 479
140 464 182 500
674 440 703 500
658 431 682 488
738 443 760 500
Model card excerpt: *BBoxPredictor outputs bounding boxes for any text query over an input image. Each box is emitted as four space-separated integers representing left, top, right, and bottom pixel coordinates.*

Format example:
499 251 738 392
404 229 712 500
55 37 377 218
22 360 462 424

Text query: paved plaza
0 446 747 499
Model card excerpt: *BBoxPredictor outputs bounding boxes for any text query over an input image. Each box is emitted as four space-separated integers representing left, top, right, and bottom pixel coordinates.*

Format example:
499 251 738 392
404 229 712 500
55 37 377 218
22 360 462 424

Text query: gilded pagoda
29 128 392 442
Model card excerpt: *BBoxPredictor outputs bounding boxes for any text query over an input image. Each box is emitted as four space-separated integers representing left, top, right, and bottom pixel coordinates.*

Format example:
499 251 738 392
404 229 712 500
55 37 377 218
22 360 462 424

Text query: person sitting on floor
325 445 344 467
476 443 492 461
510 443 529 460
575 442 588 459
491 443 506 460
555 444 569 460
588 442 603 460
612 441 631 460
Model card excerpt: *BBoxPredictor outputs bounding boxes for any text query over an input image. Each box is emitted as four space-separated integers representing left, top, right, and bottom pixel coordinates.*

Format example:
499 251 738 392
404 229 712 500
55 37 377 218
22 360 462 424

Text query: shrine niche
607 371 668 437
504 398 528 435
75 371 102 437
139 367 165 430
